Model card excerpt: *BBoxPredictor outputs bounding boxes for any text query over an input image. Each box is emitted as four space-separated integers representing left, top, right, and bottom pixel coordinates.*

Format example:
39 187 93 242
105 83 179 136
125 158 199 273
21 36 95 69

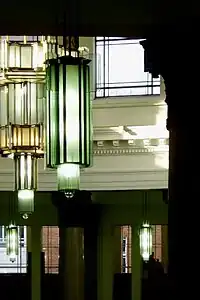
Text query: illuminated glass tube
139 222 152 261
15 153 37 218
46 56 92 194
6 224 18 263
57 163 80 195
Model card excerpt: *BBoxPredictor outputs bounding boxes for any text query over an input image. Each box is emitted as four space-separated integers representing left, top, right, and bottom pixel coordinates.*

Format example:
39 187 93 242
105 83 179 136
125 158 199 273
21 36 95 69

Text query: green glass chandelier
139 222 152 261
139 192 153 261
45 37 92 197
6 223 18 263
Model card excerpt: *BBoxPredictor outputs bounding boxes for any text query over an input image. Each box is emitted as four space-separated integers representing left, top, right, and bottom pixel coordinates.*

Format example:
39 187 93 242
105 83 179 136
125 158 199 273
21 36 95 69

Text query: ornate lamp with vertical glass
6 223 18 263
45 36 92 197
139 222 152 261
0 36 46 218
139 192 153 261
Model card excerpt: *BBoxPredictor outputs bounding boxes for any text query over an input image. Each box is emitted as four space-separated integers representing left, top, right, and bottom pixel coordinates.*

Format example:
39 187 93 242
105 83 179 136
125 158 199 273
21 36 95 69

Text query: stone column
141 36 199 299
31 225 41 300
97 223 113 300
84 224 98 300
161 225 168 273
59 227 84 300
131 224 141 300
27 226 31 252
113 226 122 274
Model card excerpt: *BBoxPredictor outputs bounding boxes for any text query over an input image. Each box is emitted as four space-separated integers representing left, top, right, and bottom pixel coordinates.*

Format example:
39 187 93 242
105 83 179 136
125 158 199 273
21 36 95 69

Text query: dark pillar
59 227 84 300
52 191 101 300
84 222 99 300
141 36 199 298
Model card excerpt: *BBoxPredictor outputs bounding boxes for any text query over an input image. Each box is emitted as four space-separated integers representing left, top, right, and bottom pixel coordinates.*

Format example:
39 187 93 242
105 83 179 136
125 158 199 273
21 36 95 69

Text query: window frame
95 37 160 98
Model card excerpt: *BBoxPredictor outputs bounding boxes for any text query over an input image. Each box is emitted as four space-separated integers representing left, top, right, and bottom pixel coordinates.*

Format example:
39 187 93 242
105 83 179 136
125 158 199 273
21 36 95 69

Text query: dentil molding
0 138 169 191
93 138 169 155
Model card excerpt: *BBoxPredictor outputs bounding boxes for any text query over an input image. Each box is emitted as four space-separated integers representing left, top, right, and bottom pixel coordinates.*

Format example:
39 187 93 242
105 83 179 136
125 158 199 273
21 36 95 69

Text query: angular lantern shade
139 222 152 261
6 224 18 263
46 56 92 192
0 36 46 76
15 153 37 217
0 82 45 155
0 36 46 218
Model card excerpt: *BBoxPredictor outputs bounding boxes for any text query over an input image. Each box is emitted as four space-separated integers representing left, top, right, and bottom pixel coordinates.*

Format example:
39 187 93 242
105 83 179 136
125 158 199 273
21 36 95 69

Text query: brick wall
121 226 132 272
120 225 163 273
42 226 59 273
41 225 164 274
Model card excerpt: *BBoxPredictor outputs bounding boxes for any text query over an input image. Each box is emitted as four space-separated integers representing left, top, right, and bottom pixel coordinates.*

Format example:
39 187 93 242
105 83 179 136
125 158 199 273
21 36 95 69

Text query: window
0 226 27 273
0 226 6 245
121 225 132 273
152 225 162 262
120 225 163 273
42 226 59 274
95 37 160 97
3 36 42 42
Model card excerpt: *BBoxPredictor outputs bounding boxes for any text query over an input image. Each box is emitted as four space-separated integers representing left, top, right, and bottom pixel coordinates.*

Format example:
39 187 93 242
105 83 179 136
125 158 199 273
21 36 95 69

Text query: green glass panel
65 65 80 162
15 154 37 190
46 57 92 171
57 163 80 191
139 223 153 261
45 66 50 165
85 64 92 167
80 65 85 165
46 63 59 167
58 63 64 163
18 189 34 216
6 225 18 262
79 63 91 167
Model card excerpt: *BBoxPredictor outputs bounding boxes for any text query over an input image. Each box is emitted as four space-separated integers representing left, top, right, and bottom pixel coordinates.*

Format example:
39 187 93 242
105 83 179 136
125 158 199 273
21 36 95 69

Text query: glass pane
42 226 59 274
95 38 160 97
0 226 27 273
121 225 132 273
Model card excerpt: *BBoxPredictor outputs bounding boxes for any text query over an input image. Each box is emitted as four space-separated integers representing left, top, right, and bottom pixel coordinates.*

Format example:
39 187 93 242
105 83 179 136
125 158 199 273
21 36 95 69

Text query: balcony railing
95 37 160 98
96 80 160 97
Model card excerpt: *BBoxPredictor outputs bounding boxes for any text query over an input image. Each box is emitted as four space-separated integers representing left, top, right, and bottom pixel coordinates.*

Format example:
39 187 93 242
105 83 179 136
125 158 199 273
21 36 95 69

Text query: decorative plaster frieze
93 139 169 155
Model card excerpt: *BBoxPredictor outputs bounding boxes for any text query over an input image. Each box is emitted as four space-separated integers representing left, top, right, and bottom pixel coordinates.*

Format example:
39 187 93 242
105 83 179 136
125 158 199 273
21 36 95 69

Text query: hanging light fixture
6 223 18 263
45 36 92 197
0 36 46 218
139 222 152 261
139 192 153 261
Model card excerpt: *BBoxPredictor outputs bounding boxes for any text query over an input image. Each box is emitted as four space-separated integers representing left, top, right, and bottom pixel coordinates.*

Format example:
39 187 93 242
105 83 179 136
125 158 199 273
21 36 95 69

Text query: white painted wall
0 146 168 191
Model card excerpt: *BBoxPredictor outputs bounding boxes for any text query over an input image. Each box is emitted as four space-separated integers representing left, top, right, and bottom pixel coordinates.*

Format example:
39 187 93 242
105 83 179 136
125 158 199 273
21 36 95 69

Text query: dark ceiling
1 0 200 37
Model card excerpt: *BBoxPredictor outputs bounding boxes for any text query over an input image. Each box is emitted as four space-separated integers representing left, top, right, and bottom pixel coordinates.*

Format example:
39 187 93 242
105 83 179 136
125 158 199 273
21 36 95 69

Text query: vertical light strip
27 154 32 189
4 39 7 69
139 223 152 261
50 64 58 166
6 224 18 262
65 65 80 162
59 63 64 163
46 67 50 166
85 65 91 166
20 154 25 189
80 64 84 164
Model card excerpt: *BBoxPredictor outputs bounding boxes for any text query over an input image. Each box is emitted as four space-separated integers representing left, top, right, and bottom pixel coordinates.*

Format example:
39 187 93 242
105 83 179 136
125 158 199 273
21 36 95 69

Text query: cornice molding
0 138 169 191
93 138 169 155
0 168 168 191
93 96 166 109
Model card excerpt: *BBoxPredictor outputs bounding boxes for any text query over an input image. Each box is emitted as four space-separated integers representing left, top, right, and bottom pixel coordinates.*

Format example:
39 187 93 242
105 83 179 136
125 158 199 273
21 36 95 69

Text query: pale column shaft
131 225 141 300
